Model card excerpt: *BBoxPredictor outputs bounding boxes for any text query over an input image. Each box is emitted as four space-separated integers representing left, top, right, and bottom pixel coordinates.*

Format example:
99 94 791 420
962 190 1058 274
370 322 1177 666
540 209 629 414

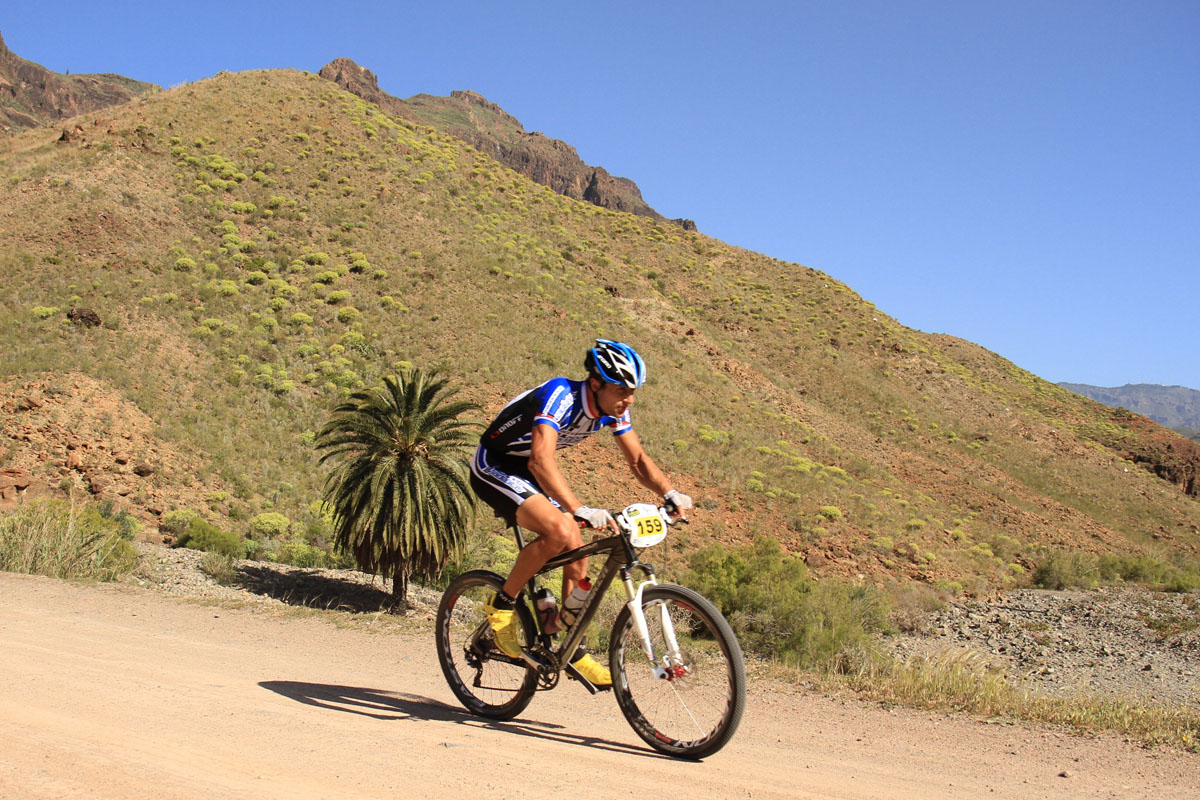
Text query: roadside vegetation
680 536 1199 752
824 649 1199 753
0 499 137 580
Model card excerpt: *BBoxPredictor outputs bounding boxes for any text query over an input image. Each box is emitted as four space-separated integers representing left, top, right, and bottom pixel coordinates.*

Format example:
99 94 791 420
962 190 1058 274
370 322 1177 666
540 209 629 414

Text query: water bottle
534 587 560 633
557 577 592 629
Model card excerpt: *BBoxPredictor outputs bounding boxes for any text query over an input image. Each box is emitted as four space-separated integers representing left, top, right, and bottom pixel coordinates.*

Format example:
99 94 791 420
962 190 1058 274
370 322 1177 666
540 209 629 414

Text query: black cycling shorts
469 445 561 525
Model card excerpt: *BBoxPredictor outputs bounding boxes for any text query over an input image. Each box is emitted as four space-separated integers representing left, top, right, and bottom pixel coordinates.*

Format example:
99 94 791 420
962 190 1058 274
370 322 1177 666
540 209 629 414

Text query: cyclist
469 339 693 686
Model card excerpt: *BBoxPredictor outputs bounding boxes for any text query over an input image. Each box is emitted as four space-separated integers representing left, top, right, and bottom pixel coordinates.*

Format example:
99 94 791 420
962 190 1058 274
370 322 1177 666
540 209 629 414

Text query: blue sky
5 2 1197 388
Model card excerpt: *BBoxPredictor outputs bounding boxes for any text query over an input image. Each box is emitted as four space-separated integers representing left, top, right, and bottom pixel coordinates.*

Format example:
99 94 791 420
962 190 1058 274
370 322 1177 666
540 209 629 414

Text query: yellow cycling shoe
483 598 522 658
570 652 612 687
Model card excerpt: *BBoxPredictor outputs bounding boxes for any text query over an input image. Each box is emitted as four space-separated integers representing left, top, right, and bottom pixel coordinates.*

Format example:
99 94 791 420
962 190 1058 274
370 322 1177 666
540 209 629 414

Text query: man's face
591 378 636 417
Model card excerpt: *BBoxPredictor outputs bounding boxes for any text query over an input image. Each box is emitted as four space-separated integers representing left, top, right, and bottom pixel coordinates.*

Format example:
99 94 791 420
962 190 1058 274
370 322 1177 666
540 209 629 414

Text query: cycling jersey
472 378 633 516
480 377 632 458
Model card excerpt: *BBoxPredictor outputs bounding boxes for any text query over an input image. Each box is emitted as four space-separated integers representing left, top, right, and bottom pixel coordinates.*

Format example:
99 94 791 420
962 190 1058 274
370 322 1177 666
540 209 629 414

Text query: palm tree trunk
390 567 409 610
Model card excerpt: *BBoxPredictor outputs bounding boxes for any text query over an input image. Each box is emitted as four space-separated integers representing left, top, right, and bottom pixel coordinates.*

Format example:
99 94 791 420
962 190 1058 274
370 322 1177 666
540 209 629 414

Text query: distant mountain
318 58 694 230
1060 383 1200 432
0 30 160 133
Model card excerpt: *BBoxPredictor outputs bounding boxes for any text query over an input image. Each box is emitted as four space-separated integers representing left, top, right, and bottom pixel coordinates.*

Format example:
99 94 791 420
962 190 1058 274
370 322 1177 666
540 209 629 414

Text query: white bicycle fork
623 575 685 679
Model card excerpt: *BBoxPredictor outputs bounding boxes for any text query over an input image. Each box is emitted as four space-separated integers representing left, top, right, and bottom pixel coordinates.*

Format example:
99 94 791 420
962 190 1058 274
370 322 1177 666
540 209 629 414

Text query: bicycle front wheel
609 584 745 759
435 570 537 720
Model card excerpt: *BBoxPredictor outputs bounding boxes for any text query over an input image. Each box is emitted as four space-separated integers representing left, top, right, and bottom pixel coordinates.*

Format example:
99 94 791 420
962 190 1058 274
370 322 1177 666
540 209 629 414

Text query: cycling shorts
469 445 560 525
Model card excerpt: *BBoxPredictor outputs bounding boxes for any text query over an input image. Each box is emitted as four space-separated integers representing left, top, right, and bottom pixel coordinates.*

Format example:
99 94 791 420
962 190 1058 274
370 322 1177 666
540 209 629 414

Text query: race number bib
623 503 668 548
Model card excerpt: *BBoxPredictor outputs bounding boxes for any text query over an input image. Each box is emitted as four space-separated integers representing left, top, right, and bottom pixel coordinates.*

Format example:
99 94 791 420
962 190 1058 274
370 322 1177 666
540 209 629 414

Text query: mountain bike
435 502 745 759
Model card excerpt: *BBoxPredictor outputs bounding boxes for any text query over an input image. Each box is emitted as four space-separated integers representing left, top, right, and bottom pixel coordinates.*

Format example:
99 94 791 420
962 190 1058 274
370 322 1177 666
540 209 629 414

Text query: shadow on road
236 567 395 613
259 680 667 759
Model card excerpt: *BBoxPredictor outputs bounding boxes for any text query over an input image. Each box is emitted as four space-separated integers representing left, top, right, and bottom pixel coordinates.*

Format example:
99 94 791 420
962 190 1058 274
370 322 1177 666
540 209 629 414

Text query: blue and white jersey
480 377 632 458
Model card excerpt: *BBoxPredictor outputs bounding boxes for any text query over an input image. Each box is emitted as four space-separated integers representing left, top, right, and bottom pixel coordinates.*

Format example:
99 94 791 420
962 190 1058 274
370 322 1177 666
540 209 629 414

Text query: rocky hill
1 65 1198 594
1060 383 1200 432
318 58 694 230
0 31 159 133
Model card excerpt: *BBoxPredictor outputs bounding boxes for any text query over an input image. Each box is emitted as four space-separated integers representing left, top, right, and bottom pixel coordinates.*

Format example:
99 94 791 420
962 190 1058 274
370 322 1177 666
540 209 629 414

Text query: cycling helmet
585 339 646 388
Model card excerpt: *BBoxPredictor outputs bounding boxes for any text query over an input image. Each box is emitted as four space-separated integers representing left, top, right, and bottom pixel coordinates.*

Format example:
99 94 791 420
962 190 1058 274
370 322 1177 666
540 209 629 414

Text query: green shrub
818 506 843 522
686 537 891 669
159 509 201 537
173 518 242 558
31 306 60 320
1032 549 1099 590
274 539 326 568
250 512 291 539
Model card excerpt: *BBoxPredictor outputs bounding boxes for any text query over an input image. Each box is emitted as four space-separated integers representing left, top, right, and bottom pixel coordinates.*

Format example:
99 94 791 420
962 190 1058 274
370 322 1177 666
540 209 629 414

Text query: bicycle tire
609 584 746 759
435 570 538 720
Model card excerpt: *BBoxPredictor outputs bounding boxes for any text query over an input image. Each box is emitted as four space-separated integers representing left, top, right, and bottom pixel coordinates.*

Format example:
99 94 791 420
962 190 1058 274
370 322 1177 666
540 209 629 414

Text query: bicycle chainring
529 644 560 690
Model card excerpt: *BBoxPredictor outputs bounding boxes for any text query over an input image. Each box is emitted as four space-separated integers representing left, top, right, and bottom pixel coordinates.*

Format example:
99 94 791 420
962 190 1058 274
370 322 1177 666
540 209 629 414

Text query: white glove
664 489 693 515
573 505 614 529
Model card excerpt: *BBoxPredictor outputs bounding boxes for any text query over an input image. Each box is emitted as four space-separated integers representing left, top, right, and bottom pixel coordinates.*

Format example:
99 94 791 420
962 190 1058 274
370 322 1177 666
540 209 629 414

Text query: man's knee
541 512 582 551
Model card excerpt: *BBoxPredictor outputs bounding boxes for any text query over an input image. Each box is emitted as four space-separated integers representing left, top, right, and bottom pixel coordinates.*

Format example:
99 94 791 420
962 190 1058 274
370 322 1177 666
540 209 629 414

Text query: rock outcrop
0 30 160 133
318 58 695 230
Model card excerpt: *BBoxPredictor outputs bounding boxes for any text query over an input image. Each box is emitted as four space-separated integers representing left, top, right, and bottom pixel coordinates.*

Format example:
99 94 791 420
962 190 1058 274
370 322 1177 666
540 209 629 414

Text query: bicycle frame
511 515 686 685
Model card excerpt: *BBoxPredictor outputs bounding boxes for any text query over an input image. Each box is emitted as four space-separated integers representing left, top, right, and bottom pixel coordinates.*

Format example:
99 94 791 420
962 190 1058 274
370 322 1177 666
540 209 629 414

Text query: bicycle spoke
436 571 537 720
611 586 745 759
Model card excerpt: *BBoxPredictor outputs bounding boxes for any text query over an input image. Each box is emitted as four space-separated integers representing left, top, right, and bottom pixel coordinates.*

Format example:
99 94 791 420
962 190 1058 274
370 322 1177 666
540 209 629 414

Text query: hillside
0 31 160 133
1061 383 1200 435
1 67 1198 594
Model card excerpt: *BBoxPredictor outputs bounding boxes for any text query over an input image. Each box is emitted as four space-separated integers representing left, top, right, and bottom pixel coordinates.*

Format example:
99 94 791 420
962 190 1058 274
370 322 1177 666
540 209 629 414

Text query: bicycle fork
621 567 687 680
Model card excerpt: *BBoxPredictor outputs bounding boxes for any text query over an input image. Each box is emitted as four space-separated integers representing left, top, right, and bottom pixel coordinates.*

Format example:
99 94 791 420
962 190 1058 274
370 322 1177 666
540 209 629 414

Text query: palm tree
315 369 479 607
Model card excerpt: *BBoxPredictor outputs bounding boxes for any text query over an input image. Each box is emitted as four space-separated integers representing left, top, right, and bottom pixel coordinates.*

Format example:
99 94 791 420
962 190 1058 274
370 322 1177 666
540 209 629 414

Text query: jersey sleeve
531 378 574 432
610 410 633 436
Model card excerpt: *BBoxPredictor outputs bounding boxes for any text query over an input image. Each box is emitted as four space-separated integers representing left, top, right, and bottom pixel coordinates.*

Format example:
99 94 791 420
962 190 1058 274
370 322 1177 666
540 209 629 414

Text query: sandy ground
1 572 1196 800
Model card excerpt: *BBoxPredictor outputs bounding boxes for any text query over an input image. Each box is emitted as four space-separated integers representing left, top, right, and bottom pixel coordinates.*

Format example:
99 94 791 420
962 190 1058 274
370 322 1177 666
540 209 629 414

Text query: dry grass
0 499 137 581
822 647 1200 753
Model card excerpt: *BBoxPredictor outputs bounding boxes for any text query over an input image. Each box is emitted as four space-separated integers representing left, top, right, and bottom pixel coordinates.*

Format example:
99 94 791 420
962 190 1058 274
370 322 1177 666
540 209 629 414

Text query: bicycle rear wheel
435 570 537 720
610 584 745 759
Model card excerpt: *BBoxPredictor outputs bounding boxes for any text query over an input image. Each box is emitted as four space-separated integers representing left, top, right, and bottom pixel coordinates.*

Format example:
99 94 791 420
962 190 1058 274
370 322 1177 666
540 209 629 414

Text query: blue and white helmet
585 339 646 388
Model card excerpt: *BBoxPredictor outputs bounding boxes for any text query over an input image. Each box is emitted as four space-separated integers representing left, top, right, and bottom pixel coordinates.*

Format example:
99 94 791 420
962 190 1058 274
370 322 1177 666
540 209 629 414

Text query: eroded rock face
0 373 228 525
318 57 694 230
0 30 160 133
0 468 50 510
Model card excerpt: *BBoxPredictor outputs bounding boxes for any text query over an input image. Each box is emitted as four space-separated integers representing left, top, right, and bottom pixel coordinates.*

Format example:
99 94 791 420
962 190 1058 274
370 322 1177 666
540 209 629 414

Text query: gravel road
0 548 1197 799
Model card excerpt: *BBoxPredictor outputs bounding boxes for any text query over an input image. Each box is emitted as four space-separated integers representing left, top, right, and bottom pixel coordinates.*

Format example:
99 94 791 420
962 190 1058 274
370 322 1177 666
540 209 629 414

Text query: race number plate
623 503 668 548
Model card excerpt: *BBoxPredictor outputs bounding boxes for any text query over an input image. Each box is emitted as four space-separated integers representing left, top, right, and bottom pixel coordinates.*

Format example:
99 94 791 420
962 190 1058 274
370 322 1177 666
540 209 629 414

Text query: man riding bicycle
469 339 693 686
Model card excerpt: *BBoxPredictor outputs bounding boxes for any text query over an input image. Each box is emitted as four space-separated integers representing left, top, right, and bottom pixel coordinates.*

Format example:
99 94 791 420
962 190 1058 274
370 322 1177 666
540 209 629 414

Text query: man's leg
502 494 585 598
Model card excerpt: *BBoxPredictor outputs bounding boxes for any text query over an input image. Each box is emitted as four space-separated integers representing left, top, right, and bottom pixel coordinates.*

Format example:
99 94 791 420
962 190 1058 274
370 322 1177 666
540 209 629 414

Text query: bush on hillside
159 509 201 538
686 537 891 670
249 512 291 539
173 517 242 558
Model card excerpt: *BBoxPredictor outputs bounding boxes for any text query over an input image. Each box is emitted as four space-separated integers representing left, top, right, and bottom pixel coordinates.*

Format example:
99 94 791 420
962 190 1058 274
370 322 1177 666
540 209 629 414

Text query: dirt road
1 572 1195 799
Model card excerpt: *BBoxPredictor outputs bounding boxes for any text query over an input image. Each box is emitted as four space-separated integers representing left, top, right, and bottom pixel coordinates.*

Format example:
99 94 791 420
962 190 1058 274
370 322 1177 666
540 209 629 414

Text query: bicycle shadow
259 680 667 759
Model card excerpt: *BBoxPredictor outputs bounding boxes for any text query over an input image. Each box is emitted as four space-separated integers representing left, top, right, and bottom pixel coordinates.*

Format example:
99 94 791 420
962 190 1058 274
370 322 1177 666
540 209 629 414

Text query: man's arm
614 430 673 497
527 423 584 513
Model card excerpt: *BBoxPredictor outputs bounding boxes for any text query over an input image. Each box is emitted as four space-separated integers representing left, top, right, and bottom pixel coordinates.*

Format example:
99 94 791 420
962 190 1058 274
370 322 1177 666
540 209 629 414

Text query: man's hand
573 505 615 530
664 489 693 518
